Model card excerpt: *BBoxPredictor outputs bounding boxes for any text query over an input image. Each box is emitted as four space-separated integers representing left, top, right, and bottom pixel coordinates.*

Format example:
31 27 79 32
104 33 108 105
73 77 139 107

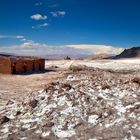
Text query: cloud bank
67 44 124 55
0 35 123 56
0 41 123 57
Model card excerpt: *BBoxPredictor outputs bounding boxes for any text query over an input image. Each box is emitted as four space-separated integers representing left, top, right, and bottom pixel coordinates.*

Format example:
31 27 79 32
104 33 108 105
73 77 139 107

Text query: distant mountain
115 47 140 59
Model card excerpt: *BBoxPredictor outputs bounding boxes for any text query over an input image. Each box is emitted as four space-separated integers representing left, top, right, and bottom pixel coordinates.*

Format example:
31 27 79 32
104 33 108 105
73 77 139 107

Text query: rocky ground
0 66 140 140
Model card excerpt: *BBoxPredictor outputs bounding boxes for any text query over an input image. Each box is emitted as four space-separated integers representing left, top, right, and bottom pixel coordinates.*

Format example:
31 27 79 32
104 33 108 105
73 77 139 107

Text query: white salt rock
132 94 137 98
89 138 97 140
0 126 9 133
57 96 66 106
131 135 136 140
20 118 40 123
35 129 42 134
88 115 98 125
22 123 31 129
41 131 51 137
52 125 76 138
20 137 27 140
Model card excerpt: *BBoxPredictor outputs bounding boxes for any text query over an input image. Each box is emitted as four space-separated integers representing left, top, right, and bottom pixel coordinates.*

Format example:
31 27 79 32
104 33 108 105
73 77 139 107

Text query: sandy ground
0 71 64 102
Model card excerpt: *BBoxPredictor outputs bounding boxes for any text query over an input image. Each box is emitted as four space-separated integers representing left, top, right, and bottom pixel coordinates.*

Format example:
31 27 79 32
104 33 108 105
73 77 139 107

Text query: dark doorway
33 63 35 71
12 63 16 74
39 63 41 71
23 63 27 73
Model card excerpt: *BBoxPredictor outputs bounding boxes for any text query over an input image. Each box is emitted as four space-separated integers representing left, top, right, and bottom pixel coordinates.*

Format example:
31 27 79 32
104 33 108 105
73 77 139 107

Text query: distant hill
0 53 14 57
115 47 140 59
85 53 111 60
44 54 88 60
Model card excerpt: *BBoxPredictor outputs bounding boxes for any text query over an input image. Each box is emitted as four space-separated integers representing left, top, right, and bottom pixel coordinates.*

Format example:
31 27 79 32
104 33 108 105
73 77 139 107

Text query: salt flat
45 58 140 72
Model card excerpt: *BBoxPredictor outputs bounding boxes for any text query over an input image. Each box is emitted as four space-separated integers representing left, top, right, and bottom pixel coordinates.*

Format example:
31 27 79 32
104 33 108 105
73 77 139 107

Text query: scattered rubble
132 77 140 85
0 68 140 139
0 116 10 125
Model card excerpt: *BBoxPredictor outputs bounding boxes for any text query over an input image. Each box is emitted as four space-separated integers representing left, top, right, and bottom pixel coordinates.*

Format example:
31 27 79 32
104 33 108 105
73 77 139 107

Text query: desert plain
0 58 140 140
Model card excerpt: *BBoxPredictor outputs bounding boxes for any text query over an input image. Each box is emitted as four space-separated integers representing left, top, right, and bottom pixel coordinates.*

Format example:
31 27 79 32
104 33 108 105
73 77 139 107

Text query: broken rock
28 99 38 108
0 116 10 124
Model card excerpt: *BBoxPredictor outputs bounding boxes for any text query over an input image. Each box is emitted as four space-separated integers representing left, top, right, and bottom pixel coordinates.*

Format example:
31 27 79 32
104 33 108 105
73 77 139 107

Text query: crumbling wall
26 61 33 73
33 60 40 71
0 57 11 74
0 56 45 74
13 61 24 74
11 61 34 74
34 59 45 71
38 59 45 71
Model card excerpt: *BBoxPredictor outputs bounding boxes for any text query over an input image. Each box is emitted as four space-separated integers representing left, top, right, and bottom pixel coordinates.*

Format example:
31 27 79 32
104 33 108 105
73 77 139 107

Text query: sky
0 0 140 56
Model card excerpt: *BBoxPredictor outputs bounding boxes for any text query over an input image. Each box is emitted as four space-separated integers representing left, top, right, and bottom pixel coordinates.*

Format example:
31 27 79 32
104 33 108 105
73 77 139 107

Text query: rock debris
0 69 140 140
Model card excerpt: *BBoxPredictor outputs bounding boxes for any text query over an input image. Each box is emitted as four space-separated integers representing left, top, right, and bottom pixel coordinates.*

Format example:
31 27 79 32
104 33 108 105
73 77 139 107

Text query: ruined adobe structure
0 55 45 74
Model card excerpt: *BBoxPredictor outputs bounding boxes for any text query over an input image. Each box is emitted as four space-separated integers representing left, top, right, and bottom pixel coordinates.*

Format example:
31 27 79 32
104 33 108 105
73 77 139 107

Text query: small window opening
12 63 16 74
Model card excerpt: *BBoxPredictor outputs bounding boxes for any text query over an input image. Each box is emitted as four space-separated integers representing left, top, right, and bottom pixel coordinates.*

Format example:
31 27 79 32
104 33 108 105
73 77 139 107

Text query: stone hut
0 55 45 74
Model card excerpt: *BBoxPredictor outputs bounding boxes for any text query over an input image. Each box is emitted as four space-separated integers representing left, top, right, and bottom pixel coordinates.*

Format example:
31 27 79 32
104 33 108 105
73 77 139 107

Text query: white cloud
16 35 24 39
58 11 66 16
50 12 57 17
0 35 24 39
41 23 48 27
21 38 27 41
32 23 48 29
50 11 66 17
67 44 124 55
48 4 58 8
35 2 42 6
30 14 47 20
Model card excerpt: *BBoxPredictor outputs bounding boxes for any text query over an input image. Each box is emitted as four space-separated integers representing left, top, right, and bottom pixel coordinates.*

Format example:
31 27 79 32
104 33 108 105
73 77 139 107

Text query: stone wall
34 59 45 71
11 59 45 74
0 57 12 74
26 61 34 73
12 61 25 74
0 56 45 74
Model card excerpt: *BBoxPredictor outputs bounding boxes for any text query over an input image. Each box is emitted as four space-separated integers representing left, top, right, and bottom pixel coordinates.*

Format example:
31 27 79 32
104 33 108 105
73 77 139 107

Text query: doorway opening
39 63 41 71
12 63 16 74
23 63 27 73
33 63 35 71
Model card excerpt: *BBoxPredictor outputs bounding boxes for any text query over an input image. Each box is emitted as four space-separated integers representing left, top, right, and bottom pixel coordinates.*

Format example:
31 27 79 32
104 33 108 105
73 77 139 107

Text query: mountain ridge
115 47 140 58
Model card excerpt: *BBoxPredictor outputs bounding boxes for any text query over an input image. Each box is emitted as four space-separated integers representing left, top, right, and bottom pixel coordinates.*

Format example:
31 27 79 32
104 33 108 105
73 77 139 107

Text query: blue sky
0 0 140 56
